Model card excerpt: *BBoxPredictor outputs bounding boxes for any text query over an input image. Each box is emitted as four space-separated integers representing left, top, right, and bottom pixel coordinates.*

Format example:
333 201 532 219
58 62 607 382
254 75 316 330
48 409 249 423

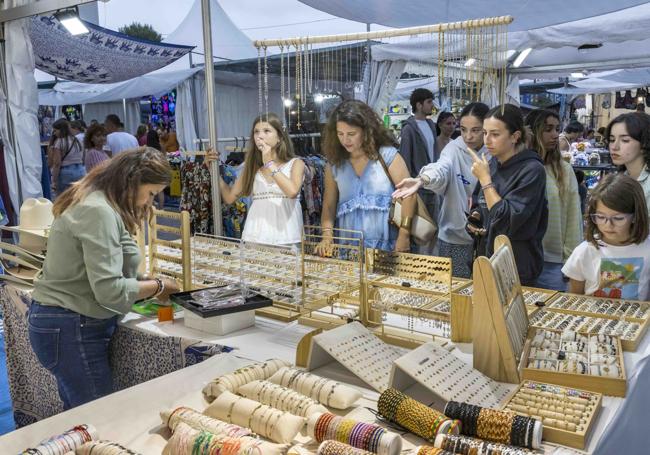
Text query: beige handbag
377 155 438 245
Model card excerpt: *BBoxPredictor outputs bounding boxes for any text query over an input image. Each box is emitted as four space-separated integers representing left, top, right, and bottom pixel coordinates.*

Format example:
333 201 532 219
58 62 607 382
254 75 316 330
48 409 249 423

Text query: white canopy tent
549 68 650 95
297 0 648 31
297 2 650 111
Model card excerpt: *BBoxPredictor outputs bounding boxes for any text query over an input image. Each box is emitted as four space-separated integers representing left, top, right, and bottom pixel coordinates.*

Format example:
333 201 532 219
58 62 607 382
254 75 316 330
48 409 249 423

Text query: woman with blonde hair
29 148 180 410
525 109 582 291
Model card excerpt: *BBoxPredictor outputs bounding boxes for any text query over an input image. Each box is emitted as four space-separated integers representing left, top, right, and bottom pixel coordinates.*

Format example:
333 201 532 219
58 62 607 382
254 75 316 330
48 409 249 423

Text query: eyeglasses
590 213 633 226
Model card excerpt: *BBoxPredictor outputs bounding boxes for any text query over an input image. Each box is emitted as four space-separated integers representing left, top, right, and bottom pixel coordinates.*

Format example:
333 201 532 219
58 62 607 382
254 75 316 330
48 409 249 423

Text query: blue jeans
57 163 86 196
28 301 117 410
535 261 567 291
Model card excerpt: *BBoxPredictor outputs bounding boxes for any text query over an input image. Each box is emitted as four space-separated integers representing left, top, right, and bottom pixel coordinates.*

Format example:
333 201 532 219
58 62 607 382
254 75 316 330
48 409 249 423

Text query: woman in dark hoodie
467 104 548 285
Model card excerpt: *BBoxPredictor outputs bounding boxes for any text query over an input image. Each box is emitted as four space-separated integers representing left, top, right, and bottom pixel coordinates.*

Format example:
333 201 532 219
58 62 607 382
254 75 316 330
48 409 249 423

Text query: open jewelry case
472 235 627 398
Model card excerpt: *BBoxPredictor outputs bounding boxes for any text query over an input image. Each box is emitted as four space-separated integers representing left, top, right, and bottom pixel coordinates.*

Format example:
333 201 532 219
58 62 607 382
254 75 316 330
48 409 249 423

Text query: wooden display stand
148 208 192 291
472 236 527 384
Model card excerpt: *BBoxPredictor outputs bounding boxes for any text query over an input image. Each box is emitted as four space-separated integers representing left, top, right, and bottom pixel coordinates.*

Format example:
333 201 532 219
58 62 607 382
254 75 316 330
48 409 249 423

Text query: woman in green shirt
29 148 180 410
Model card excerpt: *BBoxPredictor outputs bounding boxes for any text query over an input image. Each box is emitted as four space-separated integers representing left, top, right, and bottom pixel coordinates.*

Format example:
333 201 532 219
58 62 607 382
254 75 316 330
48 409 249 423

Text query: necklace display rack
365 248 466 345
298 226 366 328
529 293 649 352
306 321 409 392
501 380 602 450
389 340 515 412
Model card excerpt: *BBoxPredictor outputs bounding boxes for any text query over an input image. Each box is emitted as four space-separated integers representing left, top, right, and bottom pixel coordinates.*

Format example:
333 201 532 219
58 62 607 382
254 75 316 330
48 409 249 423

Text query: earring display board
148 209 192 291
472 236 529 384
521 328 626 397
390 341 515 410
528 307 646 352
501 381 602 450
307 321 407 392
531 293 649 351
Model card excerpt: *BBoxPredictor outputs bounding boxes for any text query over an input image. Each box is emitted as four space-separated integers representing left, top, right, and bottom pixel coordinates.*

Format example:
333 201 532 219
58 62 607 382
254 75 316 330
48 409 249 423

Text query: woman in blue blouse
317 100 415 252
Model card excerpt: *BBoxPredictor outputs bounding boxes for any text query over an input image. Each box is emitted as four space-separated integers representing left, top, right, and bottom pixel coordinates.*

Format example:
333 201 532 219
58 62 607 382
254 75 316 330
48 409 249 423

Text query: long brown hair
53 147 172 234
239 113 294 196
323 100 397 167
585 173 649 248
525 109 565 197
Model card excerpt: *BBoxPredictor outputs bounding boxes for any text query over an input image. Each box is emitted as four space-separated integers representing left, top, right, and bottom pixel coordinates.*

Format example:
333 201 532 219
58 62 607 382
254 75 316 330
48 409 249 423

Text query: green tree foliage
118 22 162 43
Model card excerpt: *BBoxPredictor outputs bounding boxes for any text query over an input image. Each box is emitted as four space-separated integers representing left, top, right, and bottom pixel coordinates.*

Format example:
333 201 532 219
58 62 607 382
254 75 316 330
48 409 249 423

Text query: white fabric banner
0 1 43 217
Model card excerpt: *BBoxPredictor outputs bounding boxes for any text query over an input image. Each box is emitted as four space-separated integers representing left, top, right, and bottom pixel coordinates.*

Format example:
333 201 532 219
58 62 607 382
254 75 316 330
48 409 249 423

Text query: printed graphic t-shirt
562 238 650 301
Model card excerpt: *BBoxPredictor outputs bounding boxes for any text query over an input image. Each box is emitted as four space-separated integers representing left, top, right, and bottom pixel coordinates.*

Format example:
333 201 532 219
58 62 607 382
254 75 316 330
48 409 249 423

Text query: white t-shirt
416 119 435 162
562 238 650 301
107 132 138 155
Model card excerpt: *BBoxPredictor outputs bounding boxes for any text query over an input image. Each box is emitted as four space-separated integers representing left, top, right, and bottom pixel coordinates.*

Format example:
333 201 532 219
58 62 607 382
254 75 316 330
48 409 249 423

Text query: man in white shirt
398 88 439 254
105 114 138 155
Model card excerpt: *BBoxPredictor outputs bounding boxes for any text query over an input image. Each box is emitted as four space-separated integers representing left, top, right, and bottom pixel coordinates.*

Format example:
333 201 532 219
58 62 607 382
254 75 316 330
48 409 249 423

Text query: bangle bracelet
154 278 165 298
481 182 495 191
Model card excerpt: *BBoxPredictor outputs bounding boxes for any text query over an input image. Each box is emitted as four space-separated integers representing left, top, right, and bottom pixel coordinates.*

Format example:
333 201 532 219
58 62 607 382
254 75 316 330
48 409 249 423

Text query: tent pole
201 0 222 235
365 23 371 102
122 98 127 130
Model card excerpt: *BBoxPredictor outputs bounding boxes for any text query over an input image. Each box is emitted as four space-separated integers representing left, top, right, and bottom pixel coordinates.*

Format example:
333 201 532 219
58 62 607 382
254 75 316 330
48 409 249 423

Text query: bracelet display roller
307 412 402 455
377 388 460 442
444 401 542 449
21 424 97 455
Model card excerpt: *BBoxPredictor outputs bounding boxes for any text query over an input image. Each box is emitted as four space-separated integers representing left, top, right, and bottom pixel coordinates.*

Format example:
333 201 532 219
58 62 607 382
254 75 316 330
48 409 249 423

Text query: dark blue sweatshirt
473 149 548 285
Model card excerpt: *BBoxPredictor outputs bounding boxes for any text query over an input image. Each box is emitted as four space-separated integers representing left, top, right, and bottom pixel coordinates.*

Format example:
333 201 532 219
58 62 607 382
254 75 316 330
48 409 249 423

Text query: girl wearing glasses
562 173 650 300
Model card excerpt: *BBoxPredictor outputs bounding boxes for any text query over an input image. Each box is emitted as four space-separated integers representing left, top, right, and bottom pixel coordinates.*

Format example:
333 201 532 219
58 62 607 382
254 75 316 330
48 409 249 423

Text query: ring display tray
530 293 649 351
501 380 602 450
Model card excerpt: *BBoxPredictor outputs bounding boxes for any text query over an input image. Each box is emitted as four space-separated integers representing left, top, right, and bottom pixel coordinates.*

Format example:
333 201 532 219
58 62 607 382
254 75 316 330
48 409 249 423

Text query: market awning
297 0 649 31
38 67 202 105
29 15 194 84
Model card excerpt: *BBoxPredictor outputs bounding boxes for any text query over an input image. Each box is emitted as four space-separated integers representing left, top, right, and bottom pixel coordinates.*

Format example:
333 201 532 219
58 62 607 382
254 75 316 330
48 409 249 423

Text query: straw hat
1 198 53 253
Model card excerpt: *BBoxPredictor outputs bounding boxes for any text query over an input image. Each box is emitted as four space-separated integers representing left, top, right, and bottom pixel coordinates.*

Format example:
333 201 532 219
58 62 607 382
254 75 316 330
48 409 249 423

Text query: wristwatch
419 173 432 185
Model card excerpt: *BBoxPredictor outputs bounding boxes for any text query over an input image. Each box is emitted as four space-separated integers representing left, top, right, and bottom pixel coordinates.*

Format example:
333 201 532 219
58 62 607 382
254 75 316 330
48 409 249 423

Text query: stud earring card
390 341 516 411
306 321 407 392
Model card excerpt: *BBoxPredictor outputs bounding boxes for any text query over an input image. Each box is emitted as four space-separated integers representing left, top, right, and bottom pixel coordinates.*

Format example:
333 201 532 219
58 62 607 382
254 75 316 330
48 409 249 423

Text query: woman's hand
467 147 491 186
206 148 220 163
314 236 334 257
257 140 274 165
392 177 423 199
157 277 180 302
395 232 410 252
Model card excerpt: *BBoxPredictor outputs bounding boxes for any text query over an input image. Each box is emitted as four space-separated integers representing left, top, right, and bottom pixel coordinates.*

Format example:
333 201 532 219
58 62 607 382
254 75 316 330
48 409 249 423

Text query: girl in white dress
218 113 305 246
